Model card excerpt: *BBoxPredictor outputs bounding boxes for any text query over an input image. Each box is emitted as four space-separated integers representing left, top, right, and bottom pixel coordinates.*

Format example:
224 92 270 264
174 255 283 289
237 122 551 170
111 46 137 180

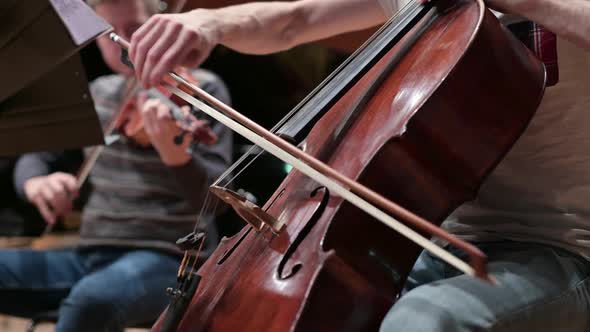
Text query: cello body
153 0 545 331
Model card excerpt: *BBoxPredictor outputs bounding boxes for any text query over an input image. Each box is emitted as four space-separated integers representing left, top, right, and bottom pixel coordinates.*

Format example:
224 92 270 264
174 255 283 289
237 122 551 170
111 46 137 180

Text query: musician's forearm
196 2 301 54
489 0 590 49
198 0 387 54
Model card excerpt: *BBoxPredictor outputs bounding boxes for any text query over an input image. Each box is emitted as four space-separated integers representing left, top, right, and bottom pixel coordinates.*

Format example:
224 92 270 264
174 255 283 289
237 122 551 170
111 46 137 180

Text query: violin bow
110 34 492 282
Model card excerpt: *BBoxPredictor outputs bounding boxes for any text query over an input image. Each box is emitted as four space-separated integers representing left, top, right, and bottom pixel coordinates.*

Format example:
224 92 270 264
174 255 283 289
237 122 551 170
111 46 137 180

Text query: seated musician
0 0 231 331
128 0 590 331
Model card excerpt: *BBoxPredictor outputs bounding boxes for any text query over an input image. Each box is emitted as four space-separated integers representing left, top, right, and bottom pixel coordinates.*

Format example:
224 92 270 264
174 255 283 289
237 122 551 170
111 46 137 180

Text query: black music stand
0 0 111 156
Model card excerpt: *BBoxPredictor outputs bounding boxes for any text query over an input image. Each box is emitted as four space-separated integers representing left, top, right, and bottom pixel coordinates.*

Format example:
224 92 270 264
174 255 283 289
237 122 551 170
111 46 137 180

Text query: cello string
213 146 262 187
193 195 221 237
108 1 486 278
165 83 477 278
211 1 418 186
214 148 265 188
192 190 212 233
213 112 299 187
188 233 206 278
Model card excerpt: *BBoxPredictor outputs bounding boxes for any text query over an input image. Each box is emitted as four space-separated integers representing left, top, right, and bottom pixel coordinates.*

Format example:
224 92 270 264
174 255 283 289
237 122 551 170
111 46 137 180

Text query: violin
73 69 218 194
112 0 546 330
110 69 218 148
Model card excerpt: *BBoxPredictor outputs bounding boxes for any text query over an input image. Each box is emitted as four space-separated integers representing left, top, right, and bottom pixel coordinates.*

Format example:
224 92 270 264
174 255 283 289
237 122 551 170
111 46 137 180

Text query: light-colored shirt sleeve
377 0 413 17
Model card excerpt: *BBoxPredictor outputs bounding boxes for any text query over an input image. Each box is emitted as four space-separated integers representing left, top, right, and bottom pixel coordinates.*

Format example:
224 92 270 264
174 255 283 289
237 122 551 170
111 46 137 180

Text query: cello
113 0 545 330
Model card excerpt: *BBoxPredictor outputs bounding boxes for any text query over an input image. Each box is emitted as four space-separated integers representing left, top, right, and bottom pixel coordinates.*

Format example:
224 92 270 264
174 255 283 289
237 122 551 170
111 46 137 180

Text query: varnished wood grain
152 1 545 331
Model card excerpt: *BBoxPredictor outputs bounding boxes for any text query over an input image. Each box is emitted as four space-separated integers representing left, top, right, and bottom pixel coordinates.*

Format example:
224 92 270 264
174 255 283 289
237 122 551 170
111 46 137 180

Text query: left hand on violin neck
140 98 203 166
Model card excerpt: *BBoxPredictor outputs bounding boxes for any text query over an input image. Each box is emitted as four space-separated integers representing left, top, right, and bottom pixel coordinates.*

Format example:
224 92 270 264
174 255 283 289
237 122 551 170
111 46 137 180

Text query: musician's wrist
187 9 224 45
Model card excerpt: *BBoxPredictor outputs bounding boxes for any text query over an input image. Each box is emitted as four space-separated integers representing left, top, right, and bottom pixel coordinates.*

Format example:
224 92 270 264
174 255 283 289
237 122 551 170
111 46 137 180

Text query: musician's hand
142 99 193 166
23 172 78 225
130 10 218 88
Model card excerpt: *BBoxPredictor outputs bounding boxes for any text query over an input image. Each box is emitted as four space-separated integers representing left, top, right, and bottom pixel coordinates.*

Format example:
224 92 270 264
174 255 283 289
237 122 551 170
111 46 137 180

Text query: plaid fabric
508 21 559 86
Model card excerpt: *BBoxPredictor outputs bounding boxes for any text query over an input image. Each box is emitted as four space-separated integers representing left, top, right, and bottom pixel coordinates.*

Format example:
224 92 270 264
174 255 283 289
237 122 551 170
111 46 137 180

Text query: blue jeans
0 247 180 332
380 241 590 332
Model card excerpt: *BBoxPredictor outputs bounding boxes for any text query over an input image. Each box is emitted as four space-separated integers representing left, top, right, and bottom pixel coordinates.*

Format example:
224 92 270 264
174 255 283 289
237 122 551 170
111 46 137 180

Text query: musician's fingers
156 103 173 121
39 185 56 205
53 172 78 197
137 91 149 107
141 99 160 135
148 29 197 87
130 15 157 59
33 197 56 225
132 17 166 86
46 178 67 200
174 106 192 132
141 22 181 88
39 185 64 222
191 118 208 129
44 181 72 217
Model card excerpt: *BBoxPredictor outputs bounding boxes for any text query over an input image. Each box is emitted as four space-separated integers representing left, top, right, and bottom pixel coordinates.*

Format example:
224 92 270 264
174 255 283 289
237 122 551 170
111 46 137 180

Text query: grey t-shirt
377 0 590 260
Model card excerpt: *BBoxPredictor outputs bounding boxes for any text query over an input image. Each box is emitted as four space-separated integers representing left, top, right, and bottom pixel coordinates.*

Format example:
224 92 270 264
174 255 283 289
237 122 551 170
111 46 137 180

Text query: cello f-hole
277 187 330 280
217 227 252 265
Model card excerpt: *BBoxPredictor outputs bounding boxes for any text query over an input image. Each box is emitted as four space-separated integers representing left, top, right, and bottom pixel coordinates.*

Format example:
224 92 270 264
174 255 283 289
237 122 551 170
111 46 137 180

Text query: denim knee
379 285 475 332
57 285 126 332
